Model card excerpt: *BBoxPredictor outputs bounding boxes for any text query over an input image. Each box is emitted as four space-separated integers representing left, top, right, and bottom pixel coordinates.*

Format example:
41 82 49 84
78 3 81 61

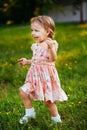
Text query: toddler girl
18 15 68 124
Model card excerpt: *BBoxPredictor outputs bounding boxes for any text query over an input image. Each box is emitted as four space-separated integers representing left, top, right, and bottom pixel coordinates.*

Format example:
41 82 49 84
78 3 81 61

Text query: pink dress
21 41 68 103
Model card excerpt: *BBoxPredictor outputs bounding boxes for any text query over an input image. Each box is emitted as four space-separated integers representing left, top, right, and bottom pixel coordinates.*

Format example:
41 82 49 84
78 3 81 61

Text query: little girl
18 15 68 124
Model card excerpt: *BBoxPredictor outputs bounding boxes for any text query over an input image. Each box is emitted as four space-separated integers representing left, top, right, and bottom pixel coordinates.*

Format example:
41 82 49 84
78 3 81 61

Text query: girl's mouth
33 37 38 40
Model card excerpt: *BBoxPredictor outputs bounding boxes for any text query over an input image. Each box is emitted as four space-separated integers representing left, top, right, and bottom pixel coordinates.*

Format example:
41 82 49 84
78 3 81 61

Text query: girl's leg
44 100 58 116
19 89 36 124
44 100 62 122
19 88 32 108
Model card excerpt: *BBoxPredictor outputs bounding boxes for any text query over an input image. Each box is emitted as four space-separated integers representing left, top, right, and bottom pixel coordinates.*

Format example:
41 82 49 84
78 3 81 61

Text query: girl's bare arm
18 58 32 65
46 39 57 62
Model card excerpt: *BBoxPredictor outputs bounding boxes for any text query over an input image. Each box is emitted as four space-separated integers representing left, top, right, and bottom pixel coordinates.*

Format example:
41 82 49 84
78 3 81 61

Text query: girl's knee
19 88 27 98
44 100 53 107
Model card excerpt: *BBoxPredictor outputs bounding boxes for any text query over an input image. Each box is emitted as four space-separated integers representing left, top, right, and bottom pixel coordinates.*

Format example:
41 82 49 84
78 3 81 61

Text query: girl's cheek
36 32 39 35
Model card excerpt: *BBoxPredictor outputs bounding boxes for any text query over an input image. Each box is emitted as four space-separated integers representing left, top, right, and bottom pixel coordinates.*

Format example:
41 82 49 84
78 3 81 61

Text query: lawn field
0 23 87 130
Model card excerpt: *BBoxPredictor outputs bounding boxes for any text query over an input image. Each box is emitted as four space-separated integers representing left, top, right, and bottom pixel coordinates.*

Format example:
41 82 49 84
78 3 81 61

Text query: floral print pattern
22 41 68 102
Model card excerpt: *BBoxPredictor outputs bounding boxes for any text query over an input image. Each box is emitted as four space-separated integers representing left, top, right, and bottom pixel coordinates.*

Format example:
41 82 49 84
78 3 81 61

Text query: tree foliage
52 0 82 6
0 0 36 24
0 0 83 24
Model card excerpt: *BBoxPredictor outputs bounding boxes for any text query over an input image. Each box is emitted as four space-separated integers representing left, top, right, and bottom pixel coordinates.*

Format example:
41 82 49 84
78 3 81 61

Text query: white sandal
19 112 36 124
51 114 62 123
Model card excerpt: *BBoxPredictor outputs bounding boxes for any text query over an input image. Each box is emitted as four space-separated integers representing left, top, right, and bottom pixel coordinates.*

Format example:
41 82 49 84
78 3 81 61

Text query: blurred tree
9 0 36 23
52 0 82 6
0 0 36 24
0 0 8 24
0 0 56 24
0 0 83 24
34 0 55 15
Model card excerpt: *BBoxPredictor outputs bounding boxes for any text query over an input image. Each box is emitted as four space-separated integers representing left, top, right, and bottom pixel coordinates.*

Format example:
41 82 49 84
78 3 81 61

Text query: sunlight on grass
57 49 80 63
80 30 87 36
79 23 87 28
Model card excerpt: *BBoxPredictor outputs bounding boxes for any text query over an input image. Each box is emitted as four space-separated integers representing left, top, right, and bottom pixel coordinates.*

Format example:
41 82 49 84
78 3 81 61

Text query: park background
0 0 87 130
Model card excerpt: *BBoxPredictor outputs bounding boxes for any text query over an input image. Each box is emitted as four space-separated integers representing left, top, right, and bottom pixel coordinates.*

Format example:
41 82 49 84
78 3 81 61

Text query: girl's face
31 22 49 43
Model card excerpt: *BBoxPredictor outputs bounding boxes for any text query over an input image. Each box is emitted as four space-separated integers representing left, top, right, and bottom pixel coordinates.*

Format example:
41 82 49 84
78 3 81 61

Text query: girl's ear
47 29 50 36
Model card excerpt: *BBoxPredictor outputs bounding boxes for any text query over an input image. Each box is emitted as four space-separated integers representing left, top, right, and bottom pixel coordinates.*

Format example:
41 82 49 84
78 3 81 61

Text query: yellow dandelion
69 87 72 91
67 94 70 97
65 63 68 67
6 112 10 115
69 104 72 107
78 101 81 104
68 66 72 70
71 102 74 105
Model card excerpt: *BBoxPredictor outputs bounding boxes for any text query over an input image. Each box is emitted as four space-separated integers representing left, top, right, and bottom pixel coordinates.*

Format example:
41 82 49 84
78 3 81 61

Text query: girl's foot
51 114 62 123
19 112 36 124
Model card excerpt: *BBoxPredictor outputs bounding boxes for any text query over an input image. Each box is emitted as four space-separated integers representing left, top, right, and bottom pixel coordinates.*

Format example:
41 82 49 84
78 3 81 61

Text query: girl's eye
31 29 39 32
35 29 39 32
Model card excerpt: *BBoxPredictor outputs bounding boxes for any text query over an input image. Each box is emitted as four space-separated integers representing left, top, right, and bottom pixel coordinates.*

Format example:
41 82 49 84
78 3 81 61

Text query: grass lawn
0 23 87 130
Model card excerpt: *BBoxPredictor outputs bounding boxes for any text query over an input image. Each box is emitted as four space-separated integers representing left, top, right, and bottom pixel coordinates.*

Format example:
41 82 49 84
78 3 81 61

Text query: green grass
0 23 87 130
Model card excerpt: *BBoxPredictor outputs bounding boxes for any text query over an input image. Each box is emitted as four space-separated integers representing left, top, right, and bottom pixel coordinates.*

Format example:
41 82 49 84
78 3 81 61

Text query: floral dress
21 41 68 103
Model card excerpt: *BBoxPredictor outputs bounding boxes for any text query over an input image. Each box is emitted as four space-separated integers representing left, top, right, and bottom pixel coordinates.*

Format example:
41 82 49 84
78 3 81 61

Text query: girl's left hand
46 38 54 50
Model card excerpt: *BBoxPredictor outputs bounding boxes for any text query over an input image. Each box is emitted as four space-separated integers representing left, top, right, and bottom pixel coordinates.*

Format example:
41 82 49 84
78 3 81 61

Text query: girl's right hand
17 58 27 65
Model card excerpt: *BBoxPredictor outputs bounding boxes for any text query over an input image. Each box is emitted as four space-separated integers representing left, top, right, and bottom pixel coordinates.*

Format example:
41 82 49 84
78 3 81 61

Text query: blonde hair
31 15 55 39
